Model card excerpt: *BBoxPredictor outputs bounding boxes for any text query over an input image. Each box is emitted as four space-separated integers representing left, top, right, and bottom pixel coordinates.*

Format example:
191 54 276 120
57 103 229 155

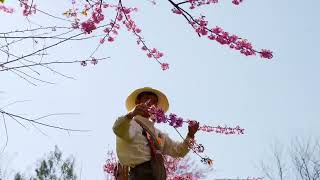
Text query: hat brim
125 87 169 112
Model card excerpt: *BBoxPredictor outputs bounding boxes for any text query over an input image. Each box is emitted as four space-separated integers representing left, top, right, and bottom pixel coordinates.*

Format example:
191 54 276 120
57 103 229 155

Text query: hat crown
125 87 169 112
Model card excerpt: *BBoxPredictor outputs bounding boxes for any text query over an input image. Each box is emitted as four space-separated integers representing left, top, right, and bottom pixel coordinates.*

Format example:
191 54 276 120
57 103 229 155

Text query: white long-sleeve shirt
112 115 192 167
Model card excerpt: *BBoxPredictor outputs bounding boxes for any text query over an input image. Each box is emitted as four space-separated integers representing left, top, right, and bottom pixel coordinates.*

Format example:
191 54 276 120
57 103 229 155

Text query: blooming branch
169 0 273 59
148 105 244 165
148 105 245 135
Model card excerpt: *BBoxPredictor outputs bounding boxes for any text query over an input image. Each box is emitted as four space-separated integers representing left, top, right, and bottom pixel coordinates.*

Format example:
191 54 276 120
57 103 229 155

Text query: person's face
135 94 158 108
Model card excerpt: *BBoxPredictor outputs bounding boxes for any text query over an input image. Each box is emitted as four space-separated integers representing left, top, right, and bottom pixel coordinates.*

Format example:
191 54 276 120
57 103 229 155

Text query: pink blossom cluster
0 5 14 14
190 16 273 59
199 125 244 135
20 0 36 16
92 6 104 24
148 105 245 135
161 63 169 70
116 4 167 68
103 151 117 180
149 106 184 128
171 4 273 60
100 21 120 43
145 47 162 58
103 150 210 180
120 7 165 63
164 156 208 180
173 0 243 10
81 20 96 34
63 1 168 70
120 7 140 32
80 4 106 34
232 0 243 5
188 0 219 9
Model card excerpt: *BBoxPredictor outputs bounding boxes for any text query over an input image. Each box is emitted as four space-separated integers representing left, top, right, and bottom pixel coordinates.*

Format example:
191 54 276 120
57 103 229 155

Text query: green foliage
14 146 77 180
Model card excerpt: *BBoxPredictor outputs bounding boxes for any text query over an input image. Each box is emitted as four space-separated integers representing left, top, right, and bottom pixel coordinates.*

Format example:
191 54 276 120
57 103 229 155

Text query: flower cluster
179 0 243 9
80 4 105 34
200 125 244 135
232 0 243 5
148 105 245 135
81 20 96 34
171 4 273 60
260 49 273 59
20 0 36 16
190 16 273 59
149 106 184 128
145 47 163 59
103 151 117 179
188 0 219 9
148 105 243 165
103 150 211 180
0 4 14 14
62 1 169 70
161 63 169 71
120 6 166 66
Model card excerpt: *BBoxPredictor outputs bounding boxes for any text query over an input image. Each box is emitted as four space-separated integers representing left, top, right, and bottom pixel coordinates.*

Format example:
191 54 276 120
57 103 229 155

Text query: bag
150 149 167 180
135 119 167 180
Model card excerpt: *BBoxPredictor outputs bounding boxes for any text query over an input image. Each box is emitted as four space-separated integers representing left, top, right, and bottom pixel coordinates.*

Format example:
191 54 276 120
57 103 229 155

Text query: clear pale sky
1 0 320 179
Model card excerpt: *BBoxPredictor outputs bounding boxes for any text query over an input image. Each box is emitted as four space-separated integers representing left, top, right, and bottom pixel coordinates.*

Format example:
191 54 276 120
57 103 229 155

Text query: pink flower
149 106 167 123
107 37 114 42
260 49 273 59
232 0 243 5
212 26 223 34
91 58 98 65
135 28 141 33
161 63 169 71
81 20 96 34
92 11 104 24
0 5 15 14
20 0 36 16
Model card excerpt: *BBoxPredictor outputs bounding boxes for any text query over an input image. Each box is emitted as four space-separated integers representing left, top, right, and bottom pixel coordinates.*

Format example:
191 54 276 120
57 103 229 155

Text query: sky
1 0 320 179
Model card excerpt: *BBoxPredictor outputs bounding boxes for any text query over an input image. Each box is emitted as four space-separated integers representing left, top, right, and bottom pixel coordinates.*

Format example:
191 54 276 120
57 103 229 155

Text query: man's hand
187 121 199 139
126 103 150 119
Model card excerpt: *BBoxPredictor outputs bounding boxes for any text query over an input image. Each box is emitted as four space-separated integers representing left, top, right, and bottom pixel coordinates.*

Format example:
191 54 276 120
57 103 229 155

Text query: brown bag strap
134 119 161 150
135 119 167 180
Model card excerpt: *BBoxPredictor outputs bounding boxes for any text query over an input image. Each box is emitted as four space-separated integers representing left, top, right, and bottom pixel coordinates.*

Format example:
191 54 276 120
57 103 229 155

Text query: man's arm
162 133 193 158
112 112 135 142
112 103 150 142
162 121 199 157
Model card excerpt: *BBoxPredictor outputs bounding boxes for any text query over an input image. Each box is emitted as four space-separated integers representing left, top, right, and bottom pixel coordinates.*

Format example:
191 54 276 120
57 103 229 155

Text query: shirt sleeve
112 115 137 142
161 133 192 158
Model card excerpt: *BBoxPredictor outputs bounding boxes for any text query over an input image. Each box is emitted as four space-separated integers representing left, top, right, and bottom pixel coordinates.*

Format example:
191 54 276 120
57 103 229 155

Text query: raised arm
162 121 199 157
112 103 150 142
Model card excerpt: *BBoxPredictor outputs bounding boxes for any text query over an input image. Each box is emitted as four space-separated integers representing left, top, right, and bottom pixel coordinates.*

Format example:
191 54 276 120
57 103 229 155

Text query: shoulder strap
135 118 167 180
134 119 161 150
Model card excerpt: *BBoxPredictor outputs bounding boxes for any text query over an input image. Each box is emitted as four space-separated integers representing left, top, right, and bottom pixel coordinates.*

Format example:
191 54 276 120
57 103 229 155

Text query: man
113 87 199 180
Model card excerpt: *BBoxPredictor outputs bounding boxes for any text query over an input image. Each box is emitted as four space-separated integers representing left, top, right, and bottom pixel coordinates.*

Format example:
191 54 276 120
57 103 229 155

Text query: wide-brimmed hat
125 87 169 112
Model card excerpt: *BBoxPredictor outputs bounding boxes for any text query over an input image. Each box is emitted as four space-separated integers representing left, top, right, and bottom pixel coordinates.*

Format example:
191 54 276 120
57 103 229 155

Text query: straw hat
125 87 169 112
